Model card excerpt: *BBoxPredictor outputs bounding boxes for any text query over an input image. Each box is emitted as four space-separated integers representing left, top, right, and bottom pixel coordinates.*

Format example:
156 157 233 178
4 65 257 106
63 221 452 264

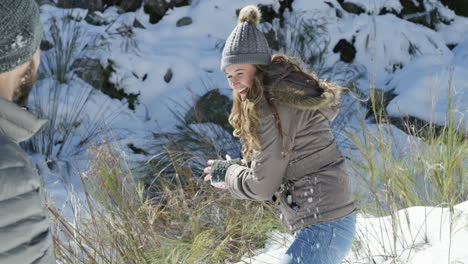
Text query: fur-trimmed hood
262 55 343 120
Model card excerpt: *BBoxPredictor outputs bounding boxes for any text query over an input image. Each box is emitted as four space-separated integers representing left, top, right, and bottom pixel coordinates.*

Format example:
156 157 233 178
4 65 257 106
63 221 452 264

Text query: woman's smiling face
224 64 257 100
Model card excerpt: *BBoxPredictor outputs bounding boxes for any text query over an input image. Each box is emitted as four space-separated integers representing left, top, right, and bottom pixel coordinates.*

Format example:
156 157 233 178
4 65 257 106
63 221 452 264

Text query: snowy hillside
27 0 468 263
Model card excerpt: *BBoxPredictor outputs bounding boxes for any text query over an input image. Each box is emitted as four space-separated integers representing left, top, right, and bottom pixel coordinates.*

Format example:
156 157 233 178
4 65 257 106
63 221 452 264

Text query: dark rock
340 1 365 15
324 1 335 8
441 0 468 17
184 89 233 133
144 0 191 24
35 0 56 6
127 143 148 155
85 10 109 26
336 9 343 18
392 62 403 73
57 0 104 11
333 39 356 63
40 40 53 51
447 44 457 50
144 0 168 24
164 68 173 83
399 0 425 16
264 29 280 51
408 42 419 55
405 9 449 30
278 0 294 27
171 0 191 8
103 0 143 13
398 0 452 29
176 16 192 27
58 0 142 11
258 4 279 23
379 7 399 16
388 115 467 140
73 58 140 110
133 19 146 29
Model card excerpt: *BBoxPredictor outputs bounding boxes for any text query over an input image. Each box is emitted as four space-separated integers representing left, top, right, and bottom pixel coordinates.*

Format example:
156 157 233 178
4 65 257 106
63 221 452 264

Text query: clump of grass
39 14 103 84
50 142 285 264
346 79 467 263
24 13 118 163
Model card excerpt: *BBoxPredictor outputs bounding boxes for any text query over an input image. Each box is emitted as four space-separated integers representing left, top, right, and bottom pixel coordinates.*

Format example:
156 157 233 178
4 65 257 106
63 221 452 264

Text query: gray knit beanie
0 0 43 73
221 5 271 71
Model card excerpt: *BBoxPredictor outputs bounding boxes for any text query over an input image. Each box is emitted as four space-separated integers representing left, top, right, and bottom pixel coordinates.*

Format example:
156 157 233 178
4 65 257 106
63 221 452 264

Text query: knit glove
210 158 242 184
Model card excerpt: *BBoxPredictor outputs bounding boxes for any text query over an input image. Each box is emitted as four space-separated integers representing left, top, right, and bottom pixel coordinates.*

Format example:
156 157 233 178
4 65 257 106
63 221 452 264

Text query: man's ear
0 71 14 101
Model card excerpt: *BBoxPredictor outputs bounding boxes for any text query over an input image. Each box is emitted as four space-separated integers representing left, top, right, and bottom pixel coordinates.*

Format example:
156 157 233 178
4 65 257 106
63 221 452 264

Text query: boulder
184 89 233 133
40 40 54 51
399 0 425 16
176 17 192 27
441 0 468 17
85 10 110 26
133 19 146 29
57 0 104 11
144 0 191 24
73 58 140 110
340 1 365 15
164 68 173 83
143 0 166 24
103 0 143 13
35 0 56 6
333 39 356 63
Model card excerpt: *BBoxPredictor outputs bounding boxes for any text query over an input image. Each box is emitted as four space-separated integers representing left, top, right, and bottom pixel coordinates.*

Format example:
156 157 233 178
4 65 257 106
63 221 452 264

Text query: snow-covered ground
29 0 468 263
234 201 468 264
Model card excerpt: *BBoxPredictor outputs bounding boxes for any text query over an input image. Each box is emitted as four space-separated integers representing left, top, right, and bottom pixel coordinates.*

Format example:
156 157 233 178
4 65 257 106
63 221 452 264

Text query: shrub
50 142 284 264
347 80 468 262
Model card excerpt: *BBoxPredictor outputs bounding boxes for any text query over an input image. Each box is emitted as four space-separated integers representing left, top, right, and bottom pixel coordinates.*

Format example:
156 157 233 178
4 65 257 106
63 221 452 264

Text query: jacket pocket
279 191 298 218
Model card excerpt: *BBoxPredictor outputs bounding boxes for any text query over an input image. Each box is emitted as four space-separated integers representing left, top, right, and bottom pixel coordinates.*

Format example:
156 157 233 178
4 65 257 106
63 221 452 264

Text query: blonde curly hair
228 73 265 161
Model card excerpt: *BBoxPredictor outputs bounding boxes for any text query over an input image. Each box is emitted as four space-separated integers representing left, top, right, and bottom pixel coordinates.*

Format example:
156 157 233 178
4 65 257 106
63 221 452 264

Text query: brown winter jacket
225 58 356 232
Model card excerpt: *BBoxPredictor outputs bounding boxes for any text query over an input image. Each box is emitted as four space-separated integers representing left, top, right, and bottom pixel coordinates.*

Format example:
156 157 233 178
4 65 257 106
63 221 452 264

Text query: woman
203 5 356 264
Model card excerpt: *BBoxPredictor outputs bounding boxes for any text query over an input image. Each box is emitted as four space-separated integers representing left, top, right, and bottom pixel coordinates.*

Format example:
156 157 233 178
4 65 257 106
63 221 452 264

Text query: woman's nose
230 79 239 87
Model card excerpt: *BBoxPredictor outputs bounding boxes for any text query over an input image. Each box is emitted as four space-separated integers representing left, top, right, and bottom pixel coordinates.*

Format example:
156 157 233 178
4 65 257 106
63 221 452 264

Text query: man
0 0 55 263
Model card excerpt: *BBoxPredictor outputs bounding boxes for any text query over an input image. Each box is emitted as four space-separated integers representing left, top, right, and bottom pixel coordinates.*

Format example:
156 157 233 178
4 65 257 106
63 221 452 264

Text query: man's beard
12 61 36 107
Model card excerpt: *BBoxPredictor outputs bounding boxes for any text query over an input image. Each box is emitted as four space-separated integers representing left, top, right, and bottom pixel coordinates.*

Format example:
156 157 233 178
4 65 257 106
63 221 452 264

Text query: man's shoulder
0 134 41 203
0 134 31 170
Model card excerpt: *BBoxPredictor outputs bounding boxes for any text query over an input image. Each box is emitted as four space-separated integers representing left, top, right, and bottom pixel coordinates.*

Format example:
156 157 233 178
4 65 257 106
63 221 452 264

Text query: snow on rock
385 37 468 131
345 0 403 14
437 15 468 45
334 14 450 89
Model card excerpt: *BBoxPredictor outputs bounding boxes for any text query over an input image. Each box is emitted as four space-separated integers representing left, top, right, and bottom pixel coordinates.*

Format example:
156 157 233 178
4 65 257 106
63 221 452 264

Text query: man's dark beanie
0 0 43 73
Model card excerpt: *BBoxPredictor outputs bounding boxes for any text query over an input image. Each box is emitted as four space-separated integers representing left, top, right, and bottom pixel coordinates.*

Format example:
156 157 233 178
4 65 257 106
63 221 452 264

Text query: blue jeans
280 213 356 264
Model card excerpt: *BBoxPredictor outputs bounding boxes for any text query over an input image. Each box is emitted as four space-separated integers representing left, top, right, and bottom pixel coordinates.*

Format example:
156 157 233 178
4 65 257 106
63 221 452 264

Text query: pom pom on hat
238 5 261 26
